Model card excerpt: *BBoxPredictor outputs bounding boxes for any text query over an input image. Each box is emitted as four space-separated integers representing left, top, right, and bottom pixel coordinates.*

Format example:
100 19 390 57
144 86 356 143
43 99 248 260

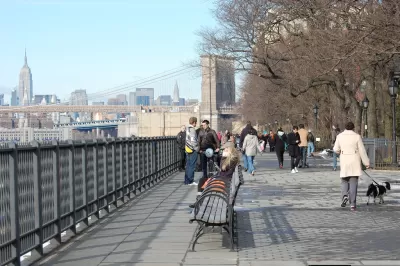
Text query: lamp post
388 77 398 166
363 97 369 138
313 104 319 130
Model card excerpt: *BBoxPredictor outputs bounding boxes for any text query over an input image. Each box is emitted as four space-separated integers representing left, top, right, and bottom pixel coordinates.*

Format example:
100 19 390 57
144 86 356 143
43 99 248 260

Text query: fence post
51 140 61 244
67 140 76 235
102 138 109 214
8 142 21 266
110 138 117 207
31 140 43 256
94 139 99 219
81 140 89 226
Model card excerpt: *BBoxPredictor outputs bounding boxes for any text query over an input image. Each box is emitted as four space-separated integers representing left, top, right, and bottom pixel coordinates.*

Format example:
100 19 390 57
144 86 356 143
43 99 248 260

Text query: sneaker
294 167 299 173
279 164 283 169
189 182 198 186
350 206 356 211
341 195 348 207
251 170 255 176
333 168 337 171
291 169 296 174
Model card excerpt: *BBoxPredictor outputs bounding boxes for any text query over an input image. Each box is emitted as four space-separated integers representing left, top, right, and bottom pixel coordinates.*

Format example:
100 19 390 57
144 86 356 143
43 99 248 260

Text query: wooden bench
189 165 244 251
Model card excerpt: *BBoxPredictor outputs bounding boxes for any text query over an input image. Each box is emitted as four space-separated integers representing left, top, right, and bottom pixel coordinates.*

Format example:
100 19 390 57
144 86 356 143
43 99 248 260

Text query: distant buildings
32 94 57 105
18 50 33 106
0 127 72 143
11 88 18 106
186 99 199 106
92 101 105 105
0 94 4 106
156 95 172 106
173 81 180 105
69 89 88 105
116 94 127 105
129 88 154 106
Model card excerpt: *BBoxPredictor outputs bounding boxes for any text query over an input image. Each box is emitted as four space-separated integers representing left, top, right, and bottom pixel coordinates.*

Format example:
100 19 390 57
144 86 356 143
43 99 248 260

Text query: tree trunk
355 105 362 135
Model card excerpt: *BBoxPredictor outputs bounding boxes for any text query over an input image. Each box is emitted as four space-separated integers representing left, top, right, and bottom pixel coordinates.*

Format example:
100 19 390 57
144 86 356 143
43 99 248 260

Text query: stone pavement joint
33 153 400 266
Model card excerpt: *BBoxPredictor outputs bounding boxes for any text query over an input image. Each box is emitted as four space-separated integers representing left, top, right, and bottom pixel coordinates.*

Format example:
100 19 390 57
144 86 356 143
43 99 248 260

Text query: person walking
176 125 186 171
287 126 301 174
333 121 370 211
274 128 288 168
298 124 308 168
331 125 340 171
307 129 315 157
242 128 259 175
268 130 276 152
184 117 199 186
239 121 254 171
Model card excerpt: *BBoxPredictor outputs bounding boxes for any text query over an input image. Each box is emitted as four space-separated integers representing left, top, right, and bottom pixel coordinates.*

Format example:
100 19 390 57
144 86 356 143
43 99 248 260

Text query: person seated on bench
189 142 240 208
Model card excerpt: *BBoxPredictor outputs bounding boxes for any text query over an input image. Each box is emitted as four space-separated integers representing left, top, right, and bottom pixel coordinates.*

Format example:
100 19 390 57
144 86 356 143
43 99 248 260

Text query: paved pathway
34 153 400 266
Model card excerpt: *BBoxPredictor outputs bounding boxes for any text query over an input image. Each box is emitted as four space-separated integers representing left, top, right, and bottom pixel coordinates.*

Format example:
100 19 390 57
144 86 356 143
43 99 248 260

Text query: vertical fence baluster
82 140 88 226
103 139 109 214
93 140 99 219
31 141 43 256
111 138 117 207
9 142 20 266
67 140 76 235
52 140 61 244
119 139 124 202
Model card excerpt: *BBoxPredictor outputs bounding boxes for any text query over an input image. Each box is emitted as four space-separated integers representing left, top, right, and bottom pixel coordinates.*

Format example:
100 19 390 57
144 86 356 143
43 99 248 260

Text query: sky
0 0 216 104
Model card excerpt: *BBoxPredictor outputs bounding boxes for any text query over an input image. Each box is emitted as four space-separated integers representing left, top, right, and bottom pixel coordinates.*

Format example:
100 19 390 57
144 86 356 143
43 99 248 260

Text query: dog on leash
366 182 391 205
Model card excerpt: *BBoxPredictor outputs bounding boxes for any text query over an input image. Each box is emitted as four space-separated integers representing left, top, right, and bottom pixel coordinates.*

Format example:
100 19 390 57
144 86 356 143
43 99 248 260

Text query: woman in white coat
242 128 259 176
333 121 370 211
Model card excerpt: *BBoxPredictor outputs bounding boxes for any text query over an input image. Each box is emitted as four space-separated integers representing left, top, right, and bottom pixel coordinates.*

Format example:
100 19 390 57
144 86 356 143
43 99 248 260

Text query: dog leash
362 169 380 186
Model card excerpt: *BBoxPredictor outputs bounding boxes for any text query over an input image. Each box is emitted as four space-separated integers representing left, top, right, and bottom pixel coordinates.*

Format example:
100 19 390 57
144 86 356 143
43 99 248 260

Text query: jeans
307 143 314 156
341 177 358 206
242 152 248 169
333 152 338 169
201 153 208 178
184 151 198 184
299 146 307 167
246 155 255 173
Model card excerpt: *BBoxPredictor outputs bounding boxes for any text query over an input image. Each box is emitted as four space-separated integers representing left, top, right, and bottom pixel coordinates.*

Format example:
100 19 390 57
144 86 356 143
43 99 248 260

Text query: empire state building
18 50 33 105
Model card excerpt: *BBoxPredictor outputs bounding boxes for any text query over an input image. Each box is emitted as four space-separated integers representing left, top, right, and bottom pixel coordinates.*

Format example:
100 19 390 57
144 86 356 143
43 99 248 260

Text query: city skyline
0 1 216 103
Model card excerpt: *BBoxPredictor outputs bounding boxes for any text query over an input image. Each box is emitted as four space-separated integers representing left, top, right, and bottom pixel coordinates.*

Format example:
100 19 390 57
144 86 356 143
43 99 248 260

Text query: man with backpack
307 129 315 157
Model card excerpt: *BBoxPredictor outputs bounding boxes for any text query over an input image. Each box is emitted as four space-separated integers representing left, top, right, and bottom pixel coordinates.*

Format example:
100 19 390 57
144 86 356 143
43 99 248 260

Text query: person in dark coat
176 125 186 171
273 128 287 169
287 125 301 173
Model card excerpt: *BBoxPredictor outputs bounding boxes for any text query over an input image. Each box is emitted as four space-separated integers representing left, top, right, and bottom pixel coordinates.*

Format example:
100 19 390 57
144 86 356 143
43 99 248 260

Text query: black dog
366 182 391 205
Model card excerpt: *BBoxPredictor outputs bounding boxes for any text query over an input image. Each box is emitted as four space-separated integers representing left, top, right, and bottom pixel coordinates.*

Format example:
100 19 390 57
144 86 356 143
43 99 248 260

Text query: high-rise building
11 88 19 106
173 81 180 105
134 88 154 106
92 101 105 105
179 98 185 106
0 94 4 106
18 50 33 106
116 94 127 105
69 89 88 105
107 98 120 105
156 95 172 106
129 92 136 106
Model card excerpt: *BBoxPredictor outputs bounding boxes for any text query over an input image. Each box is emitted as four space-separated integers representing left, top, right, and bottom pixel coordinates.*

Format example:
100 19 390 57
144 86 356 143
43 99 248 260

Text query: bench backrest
229 165 244 205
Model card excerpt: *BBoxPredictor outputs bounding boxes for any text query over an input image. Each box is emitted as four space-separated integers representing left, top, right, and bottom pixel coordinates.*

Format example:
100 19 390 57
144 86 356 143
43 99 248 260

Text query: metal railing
363 138 400 170
0 137 180 265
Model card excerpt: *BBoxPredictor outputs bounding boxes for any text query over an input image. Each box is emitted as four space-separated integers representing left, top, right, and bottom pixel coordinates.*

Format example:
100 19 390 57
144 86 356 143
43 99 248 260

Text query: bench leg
229 209 235 251
192 224 206 251
222 225 230 235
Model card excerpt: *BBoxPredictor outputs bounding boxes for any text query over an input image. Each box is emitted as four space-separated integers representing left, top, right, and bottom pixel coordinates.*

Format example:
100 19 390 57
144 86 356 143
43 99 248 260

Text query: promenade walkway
34 153 400 266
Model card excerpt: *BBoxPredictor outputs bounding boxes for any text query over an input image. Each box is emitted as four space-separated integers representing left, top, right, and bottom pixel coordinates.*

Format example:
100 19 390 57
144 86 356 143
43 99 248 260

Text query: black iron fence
363 138 400 170
0 137 180 265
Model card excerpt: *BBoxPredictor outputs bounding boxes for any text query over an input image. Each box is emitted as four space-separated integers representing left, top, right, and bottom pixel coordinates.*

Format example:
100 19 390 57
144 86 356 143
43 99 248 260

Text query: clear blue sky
0 0 216 103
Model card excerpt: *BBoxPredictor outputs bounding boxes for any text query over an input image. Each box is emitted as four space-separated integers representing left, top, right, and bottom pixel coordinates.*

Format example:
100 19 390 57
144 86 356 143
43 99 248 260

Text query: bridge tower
200 55 236 132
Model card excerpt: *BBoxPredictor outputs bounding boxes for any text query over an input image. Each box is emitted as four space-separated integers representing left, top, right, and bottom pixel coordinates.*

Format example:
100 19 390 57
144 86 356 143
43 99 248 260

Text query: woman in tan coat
333 121 370 211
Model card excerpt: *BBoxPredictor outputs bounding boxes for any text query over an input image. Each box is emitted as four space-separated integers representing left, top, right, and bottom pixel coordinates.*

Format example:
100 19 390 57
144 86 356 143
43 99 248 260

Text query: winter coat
198 127 220 151
185 125 199 152
239 124 254 148
287 132 301 157
176 131 186 150
333 130 370 178
307 132 315 143
273 133 288 152
298 128 308 147
242 134 259 156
